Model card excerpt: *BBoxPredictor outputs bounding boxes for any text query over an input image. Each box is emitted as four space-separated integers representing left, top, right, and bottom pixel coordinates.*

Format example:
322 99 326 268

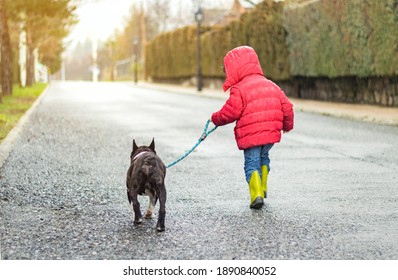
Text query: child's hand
283 130 290 134
209 117 212 123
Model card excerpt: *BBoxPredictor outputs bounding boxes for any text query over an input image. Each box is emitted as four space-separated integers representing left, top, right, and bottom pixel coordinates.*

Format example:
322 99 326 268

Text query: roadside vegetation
0 83 47 142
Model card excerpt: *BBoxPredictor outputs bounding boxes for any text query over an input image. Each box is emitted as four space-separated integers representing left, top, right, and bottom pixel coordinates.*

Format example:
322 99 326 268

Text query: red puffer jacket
211 46 294 150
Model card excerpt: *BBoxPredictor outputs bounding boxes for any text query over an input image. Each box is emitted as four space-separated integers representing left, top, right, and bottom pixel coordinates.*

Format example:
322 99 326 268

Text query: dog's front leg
156 186 167 232
131 194 143 225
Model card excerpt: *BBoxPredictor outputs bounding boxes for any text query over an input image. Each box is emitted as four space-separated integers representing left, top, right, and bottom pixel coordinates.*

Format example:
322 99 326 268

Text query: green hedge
145 0 289 81
367 0 398 75
246 0 290 80
145 26 200 79
284 0 398 77
146 0 398 81
201 25 231 78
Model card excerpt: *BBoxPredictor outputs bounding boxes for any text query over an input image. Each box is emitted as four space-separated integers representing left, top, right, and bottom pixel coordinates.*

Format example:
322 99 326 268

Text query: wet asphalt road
0 81 397 260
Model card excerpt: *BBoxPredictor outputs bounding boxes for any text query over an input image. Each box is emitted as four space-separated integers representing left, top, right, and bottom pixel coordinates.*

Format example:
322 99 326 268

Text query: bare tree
146 0 171 34
242 0 256 6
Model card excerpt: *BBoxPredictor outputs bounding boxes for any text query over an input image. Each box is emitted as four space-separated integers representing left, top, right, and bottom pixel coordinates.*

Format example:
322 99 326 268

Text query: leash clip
199 132 207 141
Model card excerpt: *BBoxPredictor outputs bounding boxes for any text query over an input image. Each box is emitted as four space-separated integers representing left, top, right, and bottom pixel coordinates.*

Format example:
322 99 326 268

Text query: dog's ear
132 139 139 152
149 138 155 151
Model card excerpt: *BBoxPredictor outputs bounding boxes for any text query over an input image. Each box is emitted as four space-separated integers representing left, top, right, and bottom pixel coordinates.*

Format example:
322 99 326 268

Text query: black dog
126 139 167 231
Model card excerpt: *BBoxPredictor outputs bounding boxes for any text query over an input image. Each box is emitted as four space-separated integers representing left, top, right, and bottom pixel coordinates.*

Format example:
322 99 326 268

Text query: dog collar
133 151 150 161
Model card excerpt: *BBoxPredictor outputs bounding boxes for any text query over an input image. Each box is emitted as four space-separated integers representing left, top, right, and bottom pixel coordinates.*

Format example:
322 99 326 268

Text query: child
210 46 294 209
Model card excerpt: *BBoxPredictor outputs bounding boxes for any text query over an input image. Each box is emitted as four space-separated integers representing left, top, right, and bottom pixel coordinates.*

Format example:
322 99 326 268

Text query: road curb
0 84 50 169
134 82 398 126
134 82 228 100
291 98 398 126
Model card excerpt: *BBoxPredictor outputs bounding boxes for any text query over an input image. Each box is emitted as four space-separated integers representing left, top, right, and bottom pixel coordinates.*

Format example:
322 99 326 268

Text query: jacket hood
223 46 264 92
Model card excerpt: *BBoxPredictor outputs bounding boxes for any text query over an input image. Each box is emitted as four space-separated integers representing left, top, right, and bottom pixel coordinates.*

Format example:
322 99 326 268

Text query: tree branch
242 0 256 6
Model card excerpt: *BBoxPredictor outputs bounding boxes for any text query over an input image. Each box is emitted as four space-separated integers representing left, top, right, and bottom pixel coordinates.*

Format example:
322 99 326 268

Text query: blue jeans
243 144 274 183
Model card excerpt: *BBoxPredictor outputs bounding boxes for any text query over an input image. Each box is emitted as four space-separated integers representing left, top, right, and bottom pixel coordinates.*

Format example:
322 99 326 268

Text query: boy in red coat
210 46 294 209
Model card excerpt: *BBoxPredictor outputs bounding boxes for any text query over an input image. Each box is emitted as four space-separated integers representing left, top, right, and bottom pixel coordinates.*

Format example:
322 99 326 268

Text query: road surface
0 81 397 259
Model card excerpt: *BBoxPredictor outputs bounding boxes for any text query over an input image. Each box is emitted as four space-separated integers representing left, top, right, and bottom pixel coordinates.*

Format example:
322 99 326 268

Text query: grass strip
0 83 47 142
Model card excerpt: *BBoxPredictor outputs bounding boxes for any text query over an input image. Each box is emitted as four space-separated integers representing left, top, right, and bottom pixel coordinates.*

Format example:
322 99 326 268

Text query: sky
65 0 136 48
65 0 259 51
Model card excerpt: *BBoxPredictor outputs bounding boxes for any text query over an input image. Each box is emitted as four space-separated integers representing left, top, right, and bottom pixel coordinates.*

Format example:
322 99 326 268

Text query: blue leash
166 120 218 168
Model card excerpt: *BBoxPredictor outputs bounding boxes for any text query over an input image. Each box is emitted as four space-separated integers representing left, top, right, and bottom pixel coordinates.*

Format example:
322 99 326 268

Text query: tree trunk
0 0 3 102
25 28 35 87
0 0 13 98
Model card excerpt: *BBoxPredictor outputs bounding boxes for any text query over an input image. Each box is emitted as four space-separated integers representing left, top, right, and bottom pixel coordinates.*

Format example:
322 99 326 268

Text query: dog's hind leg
156 185 167 232
144 189 156 219
131 195 143 225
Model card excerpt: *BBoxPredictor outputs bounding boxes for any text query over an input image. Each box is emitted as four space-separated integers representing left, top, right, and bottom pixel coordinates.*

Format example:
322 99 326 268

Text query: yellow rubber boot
261 165 269 198
249 171 264 209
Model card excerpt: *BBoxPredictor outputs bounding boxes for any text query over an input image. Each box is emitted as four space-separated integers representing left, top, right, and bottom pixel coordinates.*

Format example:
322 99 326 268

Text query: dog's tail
141 158 157 177
141 166 151 177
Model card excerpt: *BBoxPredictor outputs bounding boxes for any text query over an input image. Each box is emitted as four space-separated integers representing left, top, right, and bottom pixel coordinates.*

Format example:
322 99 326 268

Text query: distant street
1 81 397 259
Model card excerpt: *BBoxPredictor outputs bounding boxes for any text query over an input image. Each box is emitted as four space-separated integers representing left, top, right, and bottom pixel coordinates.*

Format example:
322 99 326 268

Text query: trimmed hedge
201 25 232 78
145 26 202 79
367 0 398 75
145 0 289 81
145 0 398 104
284 0 398 77
248 0 290 80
